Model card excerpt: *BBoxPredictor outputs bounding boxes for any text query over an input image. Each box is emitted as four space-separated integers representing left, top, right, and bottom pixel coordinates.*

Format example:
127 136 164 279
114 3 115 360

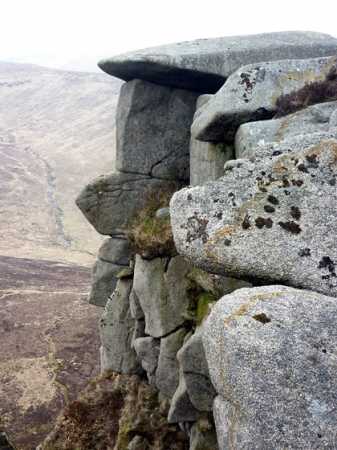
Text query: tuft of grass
127 185 178 260
275 65 337 117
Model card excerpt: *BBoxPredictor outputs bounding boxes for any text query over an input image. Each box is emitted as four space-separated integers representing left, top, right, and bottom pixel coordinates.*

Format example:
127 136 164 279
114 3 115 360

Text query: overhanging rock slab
99 32 337 93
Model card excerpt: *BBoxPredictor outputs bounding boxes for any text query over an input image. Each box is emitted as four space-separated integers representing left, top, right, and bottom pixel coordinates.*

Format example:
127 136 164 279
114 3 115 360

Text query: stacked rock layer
76 31 337 449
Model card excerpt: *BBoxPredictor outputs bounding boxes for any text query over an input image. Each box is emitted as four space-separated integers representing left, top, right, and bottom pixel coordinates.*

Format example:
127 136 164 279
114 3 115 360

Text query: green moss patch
196 292 217 326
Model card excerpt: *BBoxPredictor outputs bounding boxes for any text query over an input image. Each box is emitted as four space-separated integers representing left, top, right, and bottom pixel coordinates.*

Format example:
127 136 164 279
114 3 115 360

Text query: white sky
1 0 337 72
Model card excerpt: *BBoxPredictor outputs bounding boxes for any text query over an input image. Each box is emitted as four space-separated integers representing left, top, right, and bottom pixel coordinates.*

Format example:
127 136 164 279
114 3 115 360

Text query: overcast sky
2 0 337 72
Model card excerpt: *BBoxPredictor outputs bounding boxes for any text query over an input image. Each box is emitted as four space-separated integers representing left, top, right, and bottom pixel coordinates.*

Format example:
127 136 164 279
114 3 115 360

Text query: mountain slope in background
0 62 121 448
0 62 122 265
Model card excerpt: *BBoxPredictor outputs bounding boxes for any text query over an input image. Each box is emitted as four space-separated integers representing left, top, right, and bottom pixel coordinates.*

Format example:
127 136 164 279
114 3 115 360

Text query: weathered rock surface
190 94 233 185
204 285 337 450
156 328 187 398
131 319 145 347
168 371 200 423
100 279 141 374
212 397 230 450
98 237 132 265
129 289 144 320
116 79 198 181
133 336 160 384
235 101 337 158
236 129 337 163
330 108 337 128
133 255 192 337
190 139 232 186
98 32 337 93
76 172 177 236
177 328 216 412
171 138 337 296
89 258 128 307
188 267 252 298
192 55 337 142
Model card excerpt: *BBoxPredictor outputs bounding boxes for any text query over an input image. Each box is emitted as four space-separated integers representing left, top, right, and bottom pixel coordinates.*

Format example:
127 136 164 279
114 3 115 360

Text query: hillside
0 62 122 265
0 62 122 449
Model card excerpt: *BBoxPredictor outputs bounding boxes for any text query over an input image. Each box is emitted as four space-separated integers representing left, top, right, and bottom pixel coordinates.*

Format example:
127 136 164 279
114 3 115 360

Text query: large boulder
98 32 337 93
100 279 141 374
132 255 192 337
235 101 337 158
204 285 337 449
76 172 178 236
170 138 337 297
192 55 337 142
116 79 198 181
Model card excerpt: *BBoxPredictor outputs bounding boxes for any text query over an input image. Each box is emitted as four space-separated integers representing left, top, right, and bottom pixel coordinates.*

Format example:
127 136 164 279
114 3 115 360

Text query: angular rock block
98 237 132 265
99 32 337 93
168 369 200 423
192 55 337 142
204 285 337 449
155 327 187 398
212 397 230 450
133 255 192 337
133 336 160 384
89 237 132 307
129 289 144 320
177 328 216 412
235 101 337 159
116 79 198 181
89 258 127 307
76 172 178 236
100 279 141 374
171 138 337 297
190 95 233 185
190 139 232 186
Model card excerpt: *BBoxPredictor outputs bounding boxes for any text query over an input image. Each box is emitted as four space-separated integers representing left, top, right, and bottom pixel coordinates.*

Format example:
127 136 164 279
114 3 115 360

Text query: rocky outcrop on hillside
69 31 337 449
